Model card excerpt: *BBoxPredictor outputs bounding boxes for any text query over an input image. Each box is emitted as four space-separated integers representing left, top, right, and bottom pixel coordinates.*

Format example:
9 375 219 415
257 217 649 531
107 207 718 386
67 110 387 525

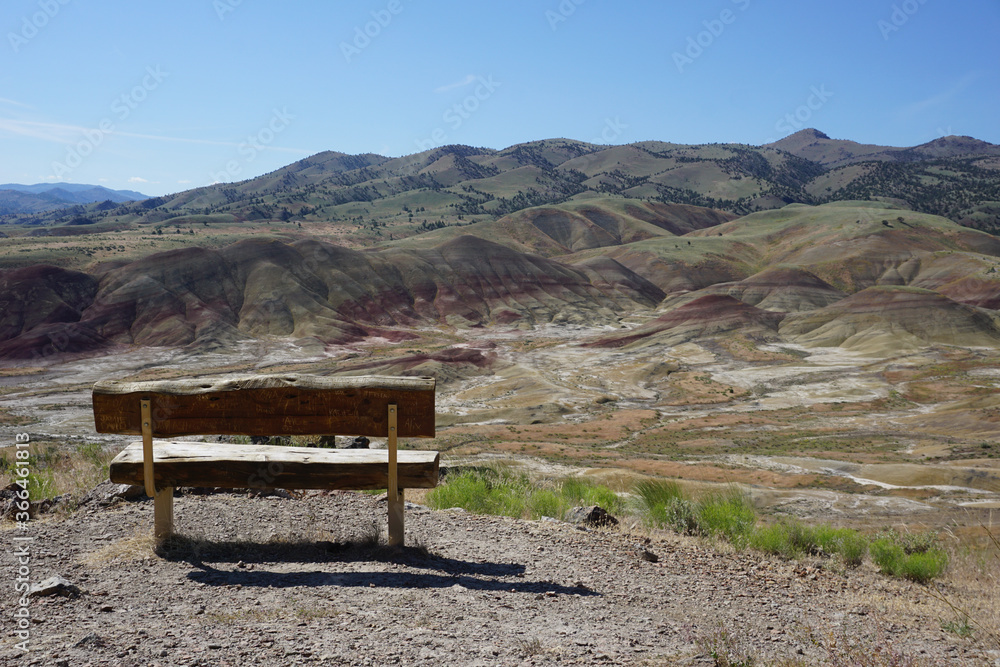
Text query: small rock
346 436 370 449
637 549 659 563
79 481 145 506
29 575 83 598
316 435 337 448
565 505 619 527
74 633 105 648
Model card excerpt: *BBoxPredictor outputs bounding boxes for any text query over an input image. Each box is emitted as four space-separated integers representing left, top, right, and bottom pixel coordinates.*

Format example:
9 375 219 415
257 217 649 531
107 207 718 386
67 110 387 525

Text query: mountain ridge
7 130 999 238
0 183 149 216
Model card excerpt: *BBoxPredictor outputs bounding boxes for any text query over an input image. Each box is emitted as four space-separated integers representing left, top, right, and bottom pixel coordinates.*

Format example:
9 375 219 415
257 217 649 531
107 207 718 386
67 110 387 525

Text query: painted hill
9 198 1000 362
697 266 847 313
571 200 1000 355
588 294 785 349
780 286 1000 355
0 232 662 360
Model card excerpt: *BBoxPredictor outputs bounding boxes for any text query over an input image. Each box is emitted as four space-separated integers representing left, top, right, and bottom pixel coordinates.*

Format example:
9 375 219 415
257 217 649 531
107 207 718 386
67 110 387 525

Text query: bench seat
109 441 440 490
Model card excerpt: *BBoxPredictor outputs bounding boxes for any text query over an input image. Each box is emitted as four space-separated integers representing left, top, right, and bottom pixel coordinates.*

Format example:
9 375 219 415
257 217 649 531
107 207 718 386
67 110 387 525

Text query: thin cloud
0 117 311 155
0 117 81 144
434 74 477 93
901 71 980 117
128 176 149 183
0 97 33 110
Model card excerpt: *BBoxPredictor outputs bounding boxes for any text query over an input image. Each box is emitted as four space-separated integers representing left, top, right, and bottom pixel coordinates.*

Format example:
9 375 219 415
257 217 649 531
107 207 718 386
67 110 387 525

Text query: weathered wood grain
92 374 435 438
109 442 440 490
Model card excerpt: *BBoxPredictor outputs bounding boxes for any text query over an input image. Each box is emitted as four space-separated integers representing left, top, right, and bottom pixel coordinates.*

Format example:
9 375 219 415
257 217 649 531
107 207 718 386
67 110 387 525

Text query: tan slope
697 265 847 313
588 294 784 349
765 129 899 167
687 202 1000 292
386 198 733 257
780 285 1000 354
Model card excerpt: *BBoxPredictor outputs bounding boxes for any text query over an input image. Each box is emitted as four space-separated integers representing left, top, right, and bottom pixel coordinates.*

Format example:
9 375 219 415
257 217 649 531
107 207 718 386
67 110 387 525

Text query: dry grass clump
925 523 1000 653
80 532 159 566
1 441 115 504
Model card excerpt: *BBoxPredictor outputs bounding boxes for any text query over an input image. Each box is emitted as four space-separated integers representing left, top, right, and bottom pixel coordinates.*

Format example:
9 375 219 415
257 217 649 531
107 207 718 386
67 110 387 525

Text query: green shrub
869 537 902 571
893 530 939 555
695 489 756 545
560 477 625 515
427 467 623 522
748 522 798 558
526 489 564 520
870 532 948 583
79 442 108 467
662 497 699 534
833 531 869 567
746 520 869 565
784 520 818 555
427 468 525 516
896 549 949 583
635 479 685 508
27 468 58 500
635 479 688 528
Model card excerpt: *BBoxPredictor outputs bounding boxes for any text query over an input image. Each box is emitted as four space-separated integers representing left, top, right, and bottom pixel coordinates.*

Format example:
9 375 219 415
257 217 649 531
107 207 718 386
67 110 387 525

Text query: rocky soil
1 489 995 666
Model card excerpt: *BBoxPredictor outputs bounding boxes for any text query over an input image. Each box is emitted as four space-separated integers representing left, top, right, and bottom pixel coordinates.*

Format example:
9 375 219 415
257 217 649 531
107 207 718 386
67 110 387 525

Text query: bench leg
386 403 403 547
154 486 174 539
388 488 404 547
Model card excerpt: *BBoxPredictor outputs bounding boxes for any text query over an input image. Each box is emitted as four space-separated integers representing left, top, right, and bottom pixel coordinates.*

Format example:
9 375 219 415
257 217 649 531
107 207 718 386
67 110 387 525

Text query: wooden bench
91 374 438 546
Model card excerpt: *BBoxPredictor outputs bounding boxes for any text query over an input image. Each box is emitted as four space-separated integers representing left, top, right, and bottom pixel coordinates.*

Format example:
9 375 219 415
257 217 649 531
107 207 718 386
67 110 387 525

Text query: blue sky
2 0 997 196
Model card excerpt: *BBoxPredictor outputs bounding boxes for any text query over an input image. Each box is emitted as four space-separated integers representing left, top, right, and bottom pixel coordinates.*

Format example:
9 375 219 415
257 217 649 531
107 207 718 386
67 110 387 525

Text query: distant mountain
0 183 149 215
765 129 1000 168
7 132 1000 236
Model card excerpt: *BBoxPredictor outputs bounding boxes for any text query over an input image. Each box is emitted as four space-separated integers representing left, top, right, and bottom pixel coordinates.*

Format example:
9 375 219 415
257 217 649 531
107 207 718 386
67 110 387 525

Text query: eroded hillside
3 199 1000 534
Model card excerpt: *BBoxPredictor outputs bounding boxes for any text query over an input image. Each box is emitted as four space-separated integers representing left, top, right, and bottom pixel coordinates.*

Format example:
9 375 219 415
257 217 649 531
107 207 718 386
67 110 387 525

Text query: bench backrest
92 374 435 438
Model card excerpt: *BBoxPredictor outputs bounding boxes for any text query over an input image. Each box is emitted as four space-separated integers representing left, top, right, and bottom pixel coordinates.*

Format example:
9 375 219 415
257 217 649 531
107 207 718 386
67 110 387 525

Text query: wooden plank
92 374 435 438
109 442 440 490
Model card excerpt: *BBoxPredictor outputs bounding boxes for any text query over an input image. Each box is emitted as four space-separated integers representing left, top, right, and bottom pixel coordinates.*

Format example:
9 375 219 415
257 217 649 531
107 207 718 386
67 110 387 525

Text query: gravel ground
1 490 993 666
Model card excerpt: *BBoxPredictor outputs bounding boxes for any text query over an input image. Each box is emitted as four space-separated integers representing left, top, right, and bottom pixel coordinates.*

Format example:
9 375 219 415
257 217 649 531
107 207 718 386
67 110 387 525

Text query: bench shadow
157 536 598 597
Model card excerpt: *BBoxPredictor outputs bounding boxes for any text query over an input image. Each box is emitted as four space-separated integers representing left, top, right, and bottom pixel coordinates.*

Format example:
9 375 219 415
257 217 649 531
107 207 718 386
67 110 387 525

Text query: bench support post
154 486 174 539
142 398 174 539
140 399 155 498
387 403 403 546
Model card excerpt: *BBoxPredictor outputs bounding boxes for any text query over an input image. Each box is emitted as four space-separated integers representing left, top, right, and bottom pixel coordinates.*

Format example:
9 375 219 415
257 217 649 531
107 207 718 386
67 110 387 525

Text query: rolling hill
6 131 998 240
0 224 666 360
3 129 1000 363
7 198 1000 363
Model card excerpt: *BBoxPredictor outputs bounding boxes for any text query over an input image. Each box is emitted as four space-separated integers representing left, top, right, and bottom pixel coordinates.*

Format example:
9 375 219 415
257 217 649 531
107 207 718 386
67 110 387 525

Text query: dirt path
1 491 991 666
